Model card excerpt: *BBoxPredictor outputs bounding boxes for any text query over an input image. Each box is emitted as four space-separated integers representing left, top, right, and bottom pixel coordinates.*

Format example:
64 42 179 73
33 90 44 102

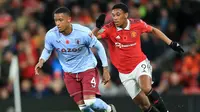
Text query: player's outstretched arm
151 26 184 54
92 27 102 39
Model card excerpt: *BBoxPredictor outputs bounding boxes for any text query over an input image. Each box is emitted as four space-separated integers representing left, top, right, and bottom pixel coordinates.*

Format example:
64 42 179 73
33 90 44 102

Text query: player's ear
125 13 128 18
68 17 71 22
67 17 72 22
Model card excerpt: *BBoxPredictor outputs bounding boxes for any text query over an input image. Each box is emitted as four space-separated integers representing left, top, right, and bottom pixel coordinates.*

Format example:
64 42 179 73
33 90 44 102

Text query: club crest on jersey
66 40 70 44
116 35 120 39
89 32 94 38
131 31 137 38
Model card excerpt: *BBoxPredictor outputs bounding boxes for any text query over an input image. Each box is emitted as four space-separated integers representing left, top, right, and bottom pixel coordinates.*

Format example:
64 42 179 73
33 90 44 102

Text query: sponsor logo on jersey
89 32 94 38
115 42 136 48
61 48 67 52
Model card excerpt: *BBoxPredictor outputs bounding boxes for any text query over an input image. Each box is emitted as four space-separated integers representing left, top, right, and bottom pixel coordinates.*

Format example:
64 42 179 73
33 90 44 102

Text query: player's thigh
135 59 153 92
81 68 100 98
138 75 152 94
119 73 141 99
64 73 83 102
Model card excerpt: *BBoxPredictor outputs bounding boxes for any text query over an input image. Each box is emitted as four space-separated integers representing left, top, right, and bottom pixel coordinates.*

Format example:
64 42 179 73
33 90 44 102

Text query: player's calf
147 89 169 112
138 75 168 112
133 91 155 112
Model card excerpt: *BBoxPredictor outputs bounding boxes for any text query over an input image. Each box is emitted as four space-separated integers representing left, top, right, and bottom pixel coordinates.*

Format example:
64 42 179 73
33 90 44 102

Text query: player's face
54 13 71 32
111 9 128 27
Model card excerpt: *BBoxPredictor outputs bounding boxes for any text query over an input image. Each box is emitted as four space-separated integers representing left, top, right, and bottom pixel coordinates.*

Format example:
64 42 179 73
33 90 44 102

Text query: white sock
107 105 111 112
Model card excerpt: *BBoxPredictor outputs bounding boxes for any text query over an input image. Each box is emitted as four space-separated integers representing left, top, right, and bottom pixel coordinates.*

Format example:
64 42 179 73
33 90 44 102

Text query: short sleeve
44 32 54 51
140 20 152 33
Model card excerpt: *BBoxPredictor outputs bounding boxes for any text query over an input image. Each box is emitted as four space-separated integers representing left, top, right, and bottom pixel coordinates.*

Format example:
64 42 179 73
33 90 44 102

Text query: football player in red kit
93 3 184 112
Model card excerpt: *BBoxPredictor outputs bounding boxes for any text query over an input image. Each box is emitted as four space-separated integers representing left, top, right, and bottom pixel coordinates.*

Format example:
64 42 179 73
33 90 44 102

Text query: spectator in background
180 45 200 94
18 30 38 80
32 25 46 51
21 78 32 96
157 8 169 32
144 1 157 25
105 2 115 23
50 72 65 95
32 70 51 99
0 9 12 28
0 48 13 99
194 24 200 45
129 6 141 19
26 19 38 36
166 20 180 42
90 1 101 21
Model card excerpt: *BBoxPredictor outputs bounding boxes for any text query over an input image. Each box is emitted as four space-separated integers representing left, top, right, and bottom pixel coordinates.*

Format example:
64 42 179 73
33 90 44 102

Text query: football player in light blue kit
35 7 116 112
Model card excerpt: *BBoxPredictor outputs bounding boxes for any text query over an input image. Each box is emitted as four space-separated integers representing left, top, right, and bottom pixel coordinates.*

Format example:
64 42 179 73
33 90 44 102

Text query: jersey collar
116 19 130 31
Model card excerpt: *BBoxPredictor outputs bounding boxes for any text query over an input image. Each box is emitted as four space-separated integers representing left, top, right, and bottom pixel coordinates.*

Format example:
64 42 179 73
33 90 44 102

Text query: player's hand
169 41 184 54
102 67 111 85
35 61 43 75
96 14 106 29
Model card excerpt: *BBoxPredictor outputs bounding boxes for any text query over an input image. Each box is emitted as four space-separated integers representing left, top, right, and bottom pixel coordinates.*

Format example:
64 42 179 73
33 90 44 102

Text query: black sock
147 89 168 112
144 106 158 112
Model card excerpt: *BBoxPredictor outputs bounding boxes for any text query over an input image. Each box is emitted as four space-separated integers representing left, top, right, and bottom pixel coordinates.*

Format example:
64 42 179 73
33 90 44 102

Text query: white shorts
119 59 152 99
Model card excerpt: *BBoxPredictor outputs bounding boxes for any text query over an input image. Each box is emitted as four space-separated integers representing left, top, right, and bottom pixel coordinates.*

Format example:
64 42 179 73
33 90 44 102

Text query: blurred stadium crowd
0 0 200 100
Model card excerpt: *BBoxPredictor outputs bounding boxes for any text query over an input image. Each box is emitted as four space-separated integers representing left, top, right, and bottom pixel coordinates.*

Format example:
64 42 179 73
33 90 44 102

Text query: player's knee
84 98 96 107
141 85 152 95
73 94 83 104
76 100 85 105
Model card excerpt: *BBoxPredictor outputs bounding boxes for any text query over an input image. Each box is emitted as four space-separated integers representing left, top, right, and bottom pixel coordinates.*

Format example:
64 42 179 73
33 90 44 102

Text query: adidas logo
116 35 120 39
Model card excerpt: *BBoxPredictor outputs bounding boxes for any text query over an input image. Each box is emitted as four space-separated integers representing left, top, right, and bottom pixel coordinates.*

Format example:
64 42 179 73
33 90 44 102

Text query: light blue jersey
40 24 108 73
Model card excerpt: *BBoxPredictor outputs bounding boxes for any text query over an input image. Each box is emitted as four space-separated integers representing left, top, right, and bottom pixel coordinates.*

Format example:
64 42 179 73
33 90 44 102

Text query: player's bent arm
92 27 102 39
35 48 52 75
151 26 172 45
39 48 53 63
92 27 100 37
93 40 108 68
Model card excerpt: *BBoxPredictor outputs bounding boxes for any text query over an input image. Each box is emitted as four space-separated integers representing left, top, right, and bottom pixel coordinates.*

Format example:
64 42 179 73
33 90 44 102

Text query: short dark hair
53 7 71 16
112 3 128 13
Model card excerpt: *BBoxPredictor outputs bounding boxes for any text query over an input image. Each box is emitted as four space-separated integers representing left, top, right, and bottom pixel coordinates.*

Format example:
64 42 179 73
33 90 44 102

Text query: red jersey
100 19 152 74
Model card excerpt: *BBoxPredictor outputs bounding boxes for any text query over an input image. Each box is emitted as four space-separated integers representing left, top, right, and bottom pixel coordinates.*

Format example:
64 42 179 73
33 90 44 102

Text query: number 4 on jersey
91 77 96 88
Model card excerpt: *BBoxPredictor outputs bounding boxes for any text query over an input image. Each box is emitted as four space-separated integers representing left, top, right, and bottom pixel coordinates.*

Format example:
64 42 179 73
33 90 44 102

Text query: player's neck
121 19 128 29
62 24 72 36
